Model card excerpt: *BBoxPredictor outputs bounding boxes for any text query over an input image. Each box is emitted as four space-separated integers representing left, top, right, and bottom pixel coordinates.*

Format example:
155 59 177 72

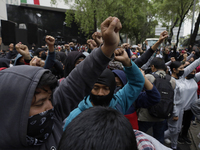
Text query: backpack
148 73 174 119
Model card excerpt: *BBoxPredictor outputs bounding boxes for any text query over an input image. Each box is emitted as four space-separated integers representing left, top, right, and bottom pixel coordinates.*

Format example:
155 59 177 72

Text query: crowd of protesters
0 16 200 150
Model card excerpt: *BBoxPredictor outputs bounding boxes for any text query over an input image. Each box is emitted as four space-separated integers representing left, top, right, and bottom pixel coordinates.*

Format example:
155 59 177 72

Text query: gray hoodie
0 47 113 150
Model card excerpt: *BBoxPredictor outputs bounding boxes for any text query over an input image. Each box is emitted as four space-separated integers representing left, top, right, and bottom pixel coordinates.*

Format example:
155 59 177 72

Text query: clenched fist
45 35 55 52
15 43 31 60
114 48 131 67
101 17 122 58
92 32 103 47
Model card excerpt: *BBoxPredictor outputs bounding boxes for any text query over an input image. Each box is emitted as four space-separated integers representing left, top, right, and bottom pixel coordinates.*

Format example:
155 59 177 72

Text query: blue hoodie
63 60 145 130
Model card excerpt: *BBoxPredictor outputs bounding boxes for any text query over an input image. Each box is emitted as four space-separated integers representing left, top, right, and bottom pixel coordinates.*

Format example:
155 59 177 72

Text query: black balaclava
90 68 116 106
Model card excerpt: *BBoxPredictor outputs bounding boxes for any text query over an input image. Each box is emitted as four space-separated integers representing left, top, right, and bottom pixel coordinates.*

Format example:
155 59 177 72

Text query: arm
186 52 194 61
114 60 145 114
183 57 200 77
141 53 155 70
195 72 200 82
44 36 56 69
135 74 161 108
53 17 122 120
134 31 168 68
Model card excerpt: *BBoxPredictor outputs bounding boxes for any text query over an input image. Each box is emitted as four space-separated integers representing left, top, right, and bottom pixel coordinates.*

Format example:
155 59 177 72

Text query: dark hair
37 71 58 91
170 61 182 73
58 107 138 150
150 57 165 70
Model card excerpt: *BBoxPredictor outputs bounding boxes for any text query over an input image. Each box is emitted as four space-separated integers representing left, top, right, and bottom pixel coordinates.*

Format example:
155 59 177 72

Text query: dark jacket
0 47 113 149
134 47 154 68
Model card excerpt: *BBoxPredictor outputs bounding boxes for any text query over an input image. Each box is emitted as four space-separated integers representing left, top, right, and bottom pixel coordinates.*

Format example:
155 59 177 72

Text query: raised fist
15 43 31 60
158 31 168 43
114 48 131 67
92 32 103 47
30 56 45 67
45 35 55 47
101 17 122 48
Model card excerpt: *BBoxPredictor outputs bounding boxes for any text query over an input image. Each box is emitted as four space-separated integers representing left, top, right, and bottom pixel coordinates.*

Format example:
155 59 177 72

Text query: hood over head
0 58 10 68
96 68 116 94
0 65 50 149
112 69 127 86
63 51 85 77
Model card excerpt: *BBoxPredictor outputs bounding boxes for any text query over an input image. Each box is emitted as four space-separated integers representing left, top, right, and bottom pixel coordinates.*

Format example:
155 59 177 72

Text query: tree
189 12 200 49
51 0 157 43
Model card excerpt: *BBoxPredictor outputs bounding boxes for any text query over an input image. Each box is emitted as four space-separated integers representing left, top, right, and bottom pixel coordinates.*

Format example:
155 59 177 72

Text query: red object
124 112 139 130
34 0 40 5
181 50 186 54
0 67 7 71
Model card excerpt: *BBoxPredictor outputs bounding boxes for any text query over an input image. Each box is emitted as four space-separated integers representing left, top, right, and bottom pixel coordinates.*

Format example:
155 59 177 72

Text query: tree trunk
169 17 179 45
175 19 183 49
189 12 200 50
94 10 97 33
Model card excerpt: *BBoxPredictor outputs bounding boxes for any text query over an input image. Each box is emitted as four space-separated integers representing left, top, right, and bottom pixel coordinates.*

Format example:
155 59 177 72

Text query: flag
21 0 40 5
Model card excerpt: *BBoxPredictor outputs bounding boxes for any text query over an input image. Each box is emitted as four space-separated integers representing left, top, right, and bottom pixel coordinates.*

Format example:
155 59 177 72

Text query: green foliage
51 0 158 42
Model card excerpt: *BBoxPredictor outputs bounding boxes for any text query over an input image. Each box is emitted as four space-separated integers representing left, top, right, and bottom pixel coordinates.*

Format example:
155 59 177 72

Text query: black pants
181 109 193 137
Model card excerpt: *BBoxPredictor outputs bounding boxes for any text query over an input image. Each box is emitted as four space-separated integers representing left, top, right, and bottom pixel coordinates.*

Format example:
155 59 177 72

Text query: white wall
0 0 8 20
40 0 74 10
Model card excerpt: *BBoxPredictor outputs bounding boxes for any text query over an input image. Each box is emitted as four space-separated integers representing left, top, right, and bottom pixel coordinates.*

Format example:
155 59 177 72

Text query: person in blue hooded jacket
63 48 145 130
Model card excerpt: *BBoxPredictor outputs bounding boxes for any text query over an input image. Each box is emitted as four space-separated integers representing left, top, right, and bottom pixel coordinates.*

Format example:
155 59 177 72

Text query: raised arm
53 17 122 120
183 57 200 77
134 31 168 68
43 36 56 69
114 49 145 114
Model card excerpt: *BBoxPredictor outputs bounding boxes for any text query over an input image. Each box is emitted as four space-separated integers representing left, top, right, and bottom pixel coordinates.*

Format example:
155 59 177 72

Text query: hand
30 56 45 67
183 53 187 59
15 43 31 60
158 31 168 43
0 37 2 45
114 48 131 67
171 57 175 62
87 39 97 50
192 51 195 55
92 32 103 47
45 35 55 47
101 17 122 58
173 116 179 121
45 35 55 52
138 44 142 49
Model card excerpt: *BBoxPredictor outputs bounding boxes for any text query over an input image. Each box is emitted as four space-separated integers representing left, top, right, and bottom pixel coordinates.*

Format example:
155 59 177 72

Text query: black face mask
177 70 184 77
90 68 116 107
41 51 47 60
114 86 122 94
26 109 54 146
90 92 113 107
186 74 195 79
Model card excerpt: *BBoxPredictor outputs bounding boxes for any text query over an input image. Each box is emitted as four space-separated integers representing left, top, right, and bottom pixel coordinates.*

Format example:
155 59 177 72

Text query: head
164 47 169 54
9 43 14 51
0 66 58 148
30 72 58 116
90 68 116 107
63 51 85 77
150 57 165 72
64 44 70 50
112 69 127 93
170 61 184 78
58 106 137 150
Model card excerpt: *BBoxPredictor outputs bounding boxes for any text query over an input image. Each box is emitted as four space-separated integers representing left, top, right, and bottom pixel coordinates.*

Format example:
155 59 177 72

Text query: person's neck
172 73 178 79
